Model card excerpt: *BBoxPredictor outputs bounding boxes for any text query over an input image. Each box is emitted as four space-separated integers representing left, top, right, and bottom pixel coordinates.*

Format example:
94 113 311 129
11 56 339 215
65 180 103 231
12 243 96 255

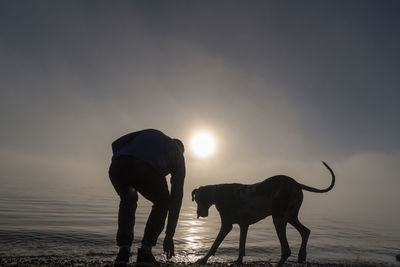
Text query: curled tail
300 161 335 193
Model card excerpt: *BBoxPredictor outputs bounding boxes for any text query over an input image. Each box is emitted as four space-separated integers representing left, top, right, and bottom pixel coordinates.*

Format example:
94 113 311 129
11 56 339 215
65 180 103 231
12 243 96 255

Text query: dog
191 161 335 266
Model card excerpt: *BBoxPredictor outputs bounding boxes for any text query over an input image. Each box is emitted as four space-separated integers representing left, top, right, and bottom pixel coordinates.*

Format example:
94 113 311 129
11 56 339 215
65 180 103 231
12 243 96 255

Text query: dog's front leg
235 224 249 264
196 223 233 264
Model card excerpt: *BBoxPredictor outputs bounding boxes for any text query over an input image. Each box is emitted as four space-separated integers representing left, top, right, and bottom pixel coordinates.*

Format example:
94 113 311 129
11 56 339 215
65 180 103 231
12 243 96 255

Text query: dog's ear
191 189 198 201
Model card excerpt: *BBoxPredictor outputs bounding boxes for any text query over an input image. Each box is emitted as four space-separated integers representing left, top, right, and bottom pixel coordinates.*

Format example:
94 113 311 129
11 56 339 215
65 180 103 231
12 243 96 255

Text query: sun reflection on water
182 220 205 251
174 206 211 262
170 203 229 263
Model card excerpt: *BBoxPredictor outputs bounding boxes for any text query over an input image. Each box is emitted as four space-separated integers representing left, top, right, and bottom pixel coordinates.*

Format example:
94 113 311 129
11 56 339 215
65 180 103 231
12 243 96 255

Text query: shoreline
0 255 396 267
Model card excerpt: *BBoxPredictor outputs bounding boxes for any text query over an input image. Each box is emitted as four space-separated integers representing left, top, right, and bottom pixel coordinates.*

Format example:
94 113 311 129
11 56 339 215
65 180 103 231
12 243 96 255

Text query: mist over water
0 176 398 265
1 2 400 266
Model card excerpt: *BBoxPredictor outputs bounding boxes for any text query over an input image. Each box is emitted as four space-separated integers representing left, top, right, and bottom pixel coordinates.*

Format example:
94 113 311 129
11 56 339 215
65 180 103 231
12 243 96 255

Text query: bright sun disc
190 132 216 157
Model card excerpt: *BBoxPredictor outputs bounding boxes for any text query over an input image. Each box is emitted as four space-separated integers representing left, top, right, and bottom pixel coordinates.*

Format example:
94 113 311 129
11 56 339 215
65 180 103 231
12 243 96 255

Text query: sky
1 1 399 223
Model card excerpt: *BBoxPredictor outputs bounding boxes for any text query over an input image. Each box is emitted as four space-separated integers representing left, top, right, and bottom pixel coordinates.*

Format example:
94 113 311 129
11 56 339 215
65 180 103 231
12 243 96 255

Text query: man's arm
165 153 185 239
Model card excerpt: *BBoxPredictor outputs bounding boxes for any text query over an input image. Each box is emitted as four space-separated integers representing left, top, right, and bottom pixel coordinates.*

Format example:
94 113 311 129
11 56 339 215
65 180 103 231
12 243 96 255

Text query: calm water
0 179 399 266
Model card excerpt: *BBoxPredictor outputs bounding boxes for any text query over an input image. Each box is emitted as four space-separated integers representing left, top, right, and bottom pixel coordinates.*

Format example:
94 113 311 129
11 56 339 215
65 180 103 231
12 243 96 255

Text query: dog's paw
195 257 208 265
298 252 307 263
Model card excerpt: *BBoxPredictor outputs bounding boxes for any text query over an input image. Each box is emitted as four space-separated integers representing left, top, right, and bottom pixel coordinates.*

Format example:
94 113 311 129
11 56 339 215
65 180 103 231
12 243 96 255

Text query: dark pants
109 156 170 247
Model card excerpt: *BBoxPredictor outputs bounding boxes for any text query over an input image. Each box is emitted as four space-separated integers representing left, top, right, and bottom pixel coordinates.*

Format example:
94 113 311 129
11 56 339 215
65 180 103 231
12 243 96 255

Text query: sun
190 131 216 158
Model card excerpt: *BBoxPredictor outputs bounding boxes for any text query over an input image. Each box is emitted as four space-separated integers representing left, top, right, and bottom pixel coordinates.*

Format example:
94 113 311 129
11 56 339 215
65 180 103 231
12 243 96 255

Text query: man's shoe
114 247 130 266
136 248 159 266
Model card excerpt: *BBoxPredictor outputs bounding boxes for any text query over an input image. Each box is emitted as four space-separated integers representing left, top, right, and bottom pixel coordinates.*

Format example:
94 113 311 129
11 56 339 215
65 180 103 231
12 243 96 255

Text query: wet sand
0 256 393 267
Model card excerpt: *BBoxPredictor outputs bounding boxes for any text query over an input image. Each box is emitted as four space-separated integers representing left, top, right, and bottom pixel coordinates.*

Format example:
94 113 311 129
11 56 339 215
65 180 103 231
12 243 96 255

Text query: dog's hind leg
196 223 233 264
235 224 249 264
273 216 291 266
288 217 310 263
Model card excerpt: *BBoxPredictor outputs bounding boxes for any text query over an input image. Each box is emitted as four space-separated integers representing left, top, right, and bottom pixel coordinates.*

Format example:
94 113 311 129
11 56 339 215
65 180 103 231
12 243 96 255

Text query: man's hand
163 236 175 259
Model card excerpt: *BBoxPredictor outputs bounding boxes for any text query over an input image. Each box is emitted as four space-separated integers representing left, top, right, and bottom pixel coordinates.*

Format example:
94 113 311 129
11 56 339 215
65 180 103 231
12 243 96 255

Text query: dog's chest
234 185 273 224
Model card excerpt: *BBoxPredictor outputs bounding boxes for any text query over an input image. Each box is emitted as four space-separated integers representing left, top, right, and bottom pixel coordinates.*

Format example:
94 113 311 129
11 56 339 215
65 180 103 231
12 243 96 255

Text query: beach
0 255 396 267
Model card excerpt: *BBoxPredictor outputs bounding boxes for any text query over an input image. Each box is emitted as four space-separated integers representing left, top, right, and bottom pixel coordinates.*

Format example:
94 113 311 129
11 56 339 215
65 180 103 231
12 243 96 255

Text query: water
0 179 399 266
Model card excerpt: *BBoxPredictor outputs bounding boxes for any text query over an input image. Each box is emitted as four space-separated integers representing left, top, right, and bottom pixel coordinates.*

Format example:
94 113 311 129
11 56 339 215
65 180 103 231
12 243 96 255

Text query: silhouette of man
108 129 185 266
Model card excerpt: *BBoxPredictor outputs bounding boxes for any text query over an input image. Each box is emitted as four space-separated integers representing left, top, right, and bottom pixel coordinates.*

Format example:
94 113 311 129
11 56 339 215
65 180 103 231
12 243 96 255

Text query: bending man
108 129 185 266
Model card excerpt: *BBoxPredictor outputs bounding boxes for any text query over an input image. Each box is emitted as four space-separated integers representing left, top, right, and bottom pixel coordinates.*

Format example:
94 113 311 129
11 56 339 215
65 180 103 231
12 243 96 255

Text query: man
108 129 185 266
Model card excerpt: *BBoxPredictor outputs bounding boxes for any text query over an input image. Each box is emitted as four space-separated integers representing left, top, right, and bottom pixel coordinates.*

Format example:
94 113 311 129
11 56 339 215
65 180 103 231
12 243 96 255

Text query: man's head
191 186 216 218
173 138 184 153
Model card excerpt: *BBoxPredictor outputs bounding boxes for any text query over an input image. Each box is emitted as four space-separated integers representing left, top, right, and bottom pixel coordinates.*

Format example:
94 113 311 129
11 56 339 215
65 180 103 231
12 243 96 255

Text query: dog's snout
197 205 209 218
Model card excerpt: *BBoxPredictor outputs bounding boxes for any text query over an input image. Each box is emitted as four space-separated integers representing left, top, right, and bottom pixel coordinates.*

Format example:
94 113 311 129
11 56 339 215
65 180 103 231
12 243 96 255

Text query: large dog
191 162 335 266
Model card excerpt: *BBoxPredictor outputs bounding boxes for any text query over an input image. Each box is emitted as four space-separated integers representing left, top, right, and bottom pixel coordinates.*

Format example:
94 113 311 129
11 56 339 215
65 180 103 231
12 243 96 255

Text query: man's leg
113 187 138 266
132 166 169 264
109 157 139 265
139 177 169 247
116 187 138 247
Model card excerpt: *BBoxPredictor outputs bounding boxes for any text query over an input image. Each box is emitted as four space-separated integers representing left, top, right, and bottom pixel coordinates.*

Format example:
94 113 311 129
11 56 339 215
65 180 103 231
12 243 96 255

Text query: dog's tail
299 161 335 193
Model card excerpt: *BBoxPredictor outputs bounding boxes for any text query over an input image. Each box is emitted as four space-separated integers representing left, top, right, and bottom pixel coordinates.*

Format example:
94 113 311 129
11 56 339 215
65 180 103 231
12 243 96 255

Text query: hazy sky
1 1 399 222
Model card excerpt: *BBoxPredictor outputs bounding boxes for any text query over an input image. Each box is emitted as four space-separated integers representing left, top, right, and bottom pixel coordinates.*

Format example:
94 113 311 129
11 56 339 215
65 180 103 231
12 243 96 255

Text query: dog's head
191 186 216 218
